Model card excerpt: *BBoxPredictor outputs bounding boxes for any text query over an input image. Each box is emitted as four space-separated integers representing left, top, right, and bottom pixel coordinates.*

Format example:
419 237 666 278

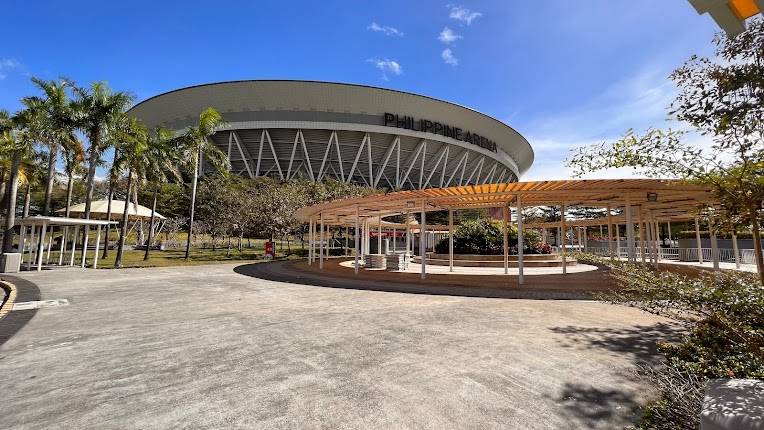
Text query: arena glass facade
128 80 533 190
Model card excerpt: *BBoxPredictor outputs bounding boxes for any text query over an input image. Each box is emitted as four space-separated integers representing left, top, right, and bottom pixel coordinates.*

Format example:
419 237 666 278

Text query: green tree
176 107 228 259
1 109 40 252
72 82 133 224
112 118 148 268
22 77 78 215
567 20 764 283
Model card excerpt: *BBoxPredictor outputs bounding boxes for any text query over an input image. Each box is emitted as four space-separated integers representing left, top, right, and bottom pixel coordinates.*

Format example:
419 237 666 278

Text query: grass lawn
31 247 303 269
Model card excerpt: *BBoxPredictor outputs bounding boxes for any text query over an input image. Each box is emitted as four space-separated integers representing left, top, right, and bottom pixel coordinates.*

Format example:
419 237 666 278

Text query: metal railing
577 243 757 265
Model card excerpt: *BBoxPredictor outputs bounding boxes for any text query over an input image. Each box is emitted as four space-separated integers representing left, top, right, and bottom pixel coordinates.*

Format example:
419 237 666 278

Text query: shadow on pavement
234 260 597 300
549 322 684 367
0 275 41 347
554 382 643 429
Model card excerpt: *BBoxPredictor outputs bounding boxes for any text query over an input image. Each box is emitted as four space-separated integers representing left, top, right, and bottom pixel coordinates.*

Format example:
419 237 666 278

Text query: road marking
12 299 70 311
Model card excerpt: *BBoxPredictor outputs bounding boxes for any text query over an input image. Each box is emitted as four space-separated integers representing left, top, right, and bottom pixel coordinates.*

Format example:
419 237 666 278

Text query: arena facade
128 80 533 190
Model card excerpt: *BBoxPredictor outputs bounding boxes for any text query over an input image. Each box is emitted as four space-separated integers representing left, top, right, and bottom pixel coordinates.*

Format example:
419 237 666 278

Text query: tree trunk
184 149 200 260
2 152 22 253
238 233 242 252
82 141 99 248
43 142 58 215
114 170 133 268
65 175 73 217
144 186 158 261
750 206 764 285
22 182 31 217
102 149 118 258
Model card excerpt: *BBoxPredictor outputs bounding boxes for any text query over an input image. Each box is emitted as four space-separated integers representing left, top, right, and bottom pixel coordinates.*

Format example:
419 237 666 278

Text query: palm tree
19 152 47 218
61 136 84 217
22 77 77 215
177 108 228 259
72 82 133 222
142 127 183 260
1 109 40 253
113 118 148 268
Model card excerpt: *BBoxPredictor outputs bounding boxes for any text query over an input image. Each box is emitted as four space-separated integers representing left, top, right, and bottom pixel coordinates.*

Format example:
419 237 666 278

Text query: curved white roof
57 200 165 220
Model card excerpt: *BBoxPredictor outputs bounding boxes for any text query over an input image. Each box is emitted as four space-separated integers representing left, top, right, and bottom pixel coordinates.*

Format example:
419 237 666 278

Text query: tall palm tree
113 118 148 268
19 152 47 218
61 136 85 217
22 77 77 215
72 82 133 222
178 108 228 259
142 127 183 260
1 109 40 253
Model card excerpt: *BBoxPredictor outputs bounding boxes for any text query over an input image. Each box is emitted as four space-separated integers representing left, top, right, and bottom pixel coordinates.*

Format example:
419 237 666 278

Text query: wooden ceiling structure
295 179 717 226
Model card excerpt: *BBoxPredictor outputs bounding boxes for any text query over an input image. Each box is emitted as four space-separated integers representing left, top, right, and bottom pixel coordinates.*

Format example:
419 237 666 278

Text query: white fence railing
577 245 757 265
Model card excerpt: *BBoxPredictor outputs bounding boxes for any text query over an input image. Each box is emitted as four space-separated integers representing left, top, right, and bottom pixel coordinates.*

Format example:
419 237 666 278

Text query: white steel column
36 222 47 272
27 225 36 269
319 212 324 270
616 224 621 258
667 221 672 246
58 226 66 265
625 196 635 262
448 208 454 272
46 231 53 264
517 194 524 285
638 210 646 263
420 200 426 279
354 206 360 274
93 225 102 269
392 227 396 253
561 203 567 274
308 218 313 265
709 212 720 271
405 211 411 256
70 226 78 266
81 226 90 268
503 206 509 275
377 217 382 254
695 217 703 264
732 231 740 269
607 204 614 258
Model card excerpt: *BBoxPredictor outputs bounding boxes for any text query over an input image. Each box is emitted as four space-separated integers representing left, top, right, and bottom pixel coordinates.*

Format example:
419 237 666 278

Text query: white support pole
354 206 360 274
319 212 324 270
58 226 66 265
37 222 47 272
732 231 740 269
561 203 567 275
625 196 635 262
377 217 382 255
308 218 312 265
70 226 78 266
607 204 614 258
27 225 36 270
93 225 102 269
448 208 454 272
695 217 703 264
709 212 720 272
81 226 90 268
638 210 646 263
503 206 509 275
392 226 396 254
517 194 524 285
46 231 53 264
19 224 26 264
420 200 426 279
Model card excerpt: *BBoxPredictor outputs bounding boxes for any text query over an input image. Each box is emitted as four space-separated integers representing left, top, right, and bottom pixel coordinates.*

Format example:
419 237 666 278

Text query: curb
0 280 17 319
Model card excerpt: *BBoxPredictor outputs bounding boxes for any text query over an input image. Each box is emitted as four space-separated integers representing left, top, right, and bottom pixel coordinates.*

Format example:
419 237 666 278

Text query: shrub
433 218 543 255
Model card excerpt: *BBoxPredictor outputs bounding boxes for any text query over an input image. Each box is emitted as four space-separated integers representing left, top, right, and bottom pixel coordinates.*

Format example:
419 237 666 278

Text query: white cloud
367 58 403 80
516 66 705 181
367 22 404 37
0 58 20 80
441 49 459 66
448 5 482 25
438 27 462 44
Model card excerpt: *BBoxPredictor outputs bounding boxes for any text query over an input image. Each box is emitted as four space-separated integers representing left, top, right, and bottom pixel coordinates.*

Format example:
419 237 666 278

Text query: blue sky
0 0 720 180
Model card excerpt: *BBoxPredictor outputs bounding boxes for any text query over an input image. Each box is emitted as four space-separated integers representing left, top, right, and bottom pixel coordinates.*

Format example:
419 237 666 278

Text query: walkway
0 263 676 429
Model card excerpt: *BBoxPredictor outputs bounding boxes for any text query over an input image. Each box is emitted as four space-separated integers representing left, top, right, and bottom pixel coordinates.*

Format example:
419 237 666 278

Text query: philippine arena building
128 80 533 190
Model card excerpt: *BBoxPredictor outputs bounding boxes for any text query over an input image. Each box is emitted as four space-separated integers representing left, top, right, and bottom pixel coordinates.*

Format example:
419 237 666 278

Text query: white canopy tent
57 200 165 220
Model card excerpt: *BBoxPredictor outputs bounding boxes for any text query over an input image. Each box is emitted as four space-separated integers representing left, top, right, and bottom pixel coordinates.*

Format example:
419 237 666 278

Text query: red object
265 241 275 257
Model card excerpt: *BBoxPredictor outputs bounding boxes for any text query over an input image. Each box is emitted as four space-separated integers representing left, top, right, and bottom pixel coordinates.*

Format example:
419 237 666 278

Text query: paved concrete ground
0 263 679 429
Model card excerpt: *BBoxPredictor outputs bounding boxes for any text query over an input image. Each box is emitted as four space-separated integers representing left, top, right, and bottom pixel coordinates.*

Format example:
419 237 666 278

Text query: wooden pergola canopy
295 179 717 225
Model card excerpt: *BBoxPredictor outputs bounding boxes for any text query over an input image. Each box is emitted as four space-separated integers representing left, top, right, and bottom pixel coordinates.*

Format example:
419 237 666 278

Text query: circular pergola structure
295 179 721 284
128 80 533 190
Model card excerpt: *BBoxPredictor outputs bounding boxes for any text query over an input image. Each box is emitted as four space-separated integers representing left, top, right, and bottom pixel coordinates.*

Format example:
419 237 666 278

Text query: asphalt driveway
0 263 678 429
